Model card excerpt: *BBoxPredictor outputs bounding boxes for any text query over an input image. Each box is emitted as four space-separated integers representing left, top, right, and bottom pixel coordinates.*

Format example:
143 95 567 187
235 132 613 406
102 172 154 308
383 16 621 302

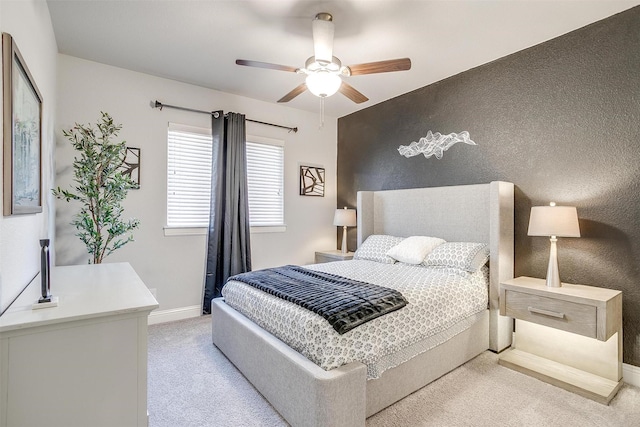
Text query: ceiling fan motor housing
312 12 334 65
305 56 342 73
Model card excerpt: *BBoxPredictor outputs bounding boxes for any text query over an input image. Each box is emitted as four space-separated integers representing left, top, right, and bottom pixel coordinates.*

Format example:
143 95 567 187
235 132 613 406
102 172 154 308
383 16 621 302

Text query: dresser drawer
504 290 597 338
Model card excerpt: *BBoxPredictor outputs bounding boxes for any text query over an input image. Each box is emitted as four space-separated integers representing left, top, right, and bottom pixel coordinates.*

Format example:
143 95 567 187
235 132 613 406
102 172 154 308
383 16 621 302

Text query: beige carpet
148 316 640 427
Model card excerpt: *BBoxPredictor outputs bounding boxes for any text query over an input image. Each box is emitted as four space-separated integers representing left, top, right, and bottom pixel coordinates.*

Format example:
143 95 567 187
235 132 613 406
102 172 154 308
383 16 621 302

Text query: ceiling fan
236 12 411 104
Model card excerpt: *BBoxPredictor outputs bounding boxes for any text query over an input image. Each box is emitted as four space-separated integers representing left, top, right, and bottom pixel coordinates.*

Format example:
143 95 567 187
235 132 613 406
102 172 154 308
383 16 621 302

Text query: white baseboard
623 362 640 388
148 305 201 325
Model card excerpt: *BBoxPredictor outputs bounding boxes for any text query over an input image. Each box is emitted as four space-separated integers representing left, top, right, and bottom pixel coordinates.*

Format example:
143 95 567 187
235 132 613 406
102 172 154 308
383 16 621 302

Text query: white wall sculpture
398 131 475 159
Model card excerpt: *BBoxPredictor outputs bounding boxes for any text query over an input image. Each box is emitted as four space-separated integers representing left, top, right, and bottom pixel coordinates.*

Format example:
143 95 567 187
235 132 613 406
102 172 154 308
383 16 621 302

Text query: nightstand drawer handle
528 306 565 319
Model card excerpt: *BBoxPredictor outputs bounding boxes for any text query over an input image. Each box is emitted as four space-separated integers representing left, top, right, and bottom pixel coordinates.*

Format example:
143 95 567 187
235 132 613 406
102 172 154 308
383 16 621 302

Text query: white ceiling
47 0 639 118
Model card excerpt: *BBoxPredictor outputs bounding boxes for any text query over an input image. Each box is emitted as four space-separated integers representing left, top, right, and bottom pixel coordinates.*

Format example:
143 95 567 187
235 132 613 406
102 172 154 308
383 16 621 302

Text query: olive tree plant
53 112 139 264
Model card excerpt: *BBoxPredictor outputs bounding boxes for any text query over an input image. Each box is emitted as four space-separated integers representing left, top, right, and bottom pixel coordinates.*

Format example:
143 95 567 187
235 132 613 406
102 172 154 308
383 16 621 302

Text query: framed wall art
299 165 325 197
3 32 43 215
120 147 140 189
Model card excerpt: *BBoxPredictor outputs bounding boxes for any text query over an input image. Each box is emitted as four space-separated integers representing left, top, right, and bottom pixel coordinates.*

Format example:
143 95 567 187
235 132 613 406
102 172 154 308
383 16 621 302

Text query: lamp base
341 225 348 254
546 276 561 288
545 237 561 288
33 296 59 310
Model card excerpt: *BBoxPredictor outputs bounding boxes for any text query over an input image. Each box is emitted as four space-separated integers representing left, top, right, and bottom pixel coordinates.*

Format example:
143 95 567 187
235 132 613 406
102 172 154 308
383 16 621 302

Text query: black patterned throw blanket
227 265 408 335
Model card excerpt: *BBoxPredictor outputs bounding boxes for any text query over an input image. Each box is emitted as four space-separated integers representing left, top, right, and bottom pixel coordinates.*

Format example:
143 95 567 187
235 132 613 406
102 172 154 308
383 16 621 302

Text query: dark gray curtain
203 111 252 314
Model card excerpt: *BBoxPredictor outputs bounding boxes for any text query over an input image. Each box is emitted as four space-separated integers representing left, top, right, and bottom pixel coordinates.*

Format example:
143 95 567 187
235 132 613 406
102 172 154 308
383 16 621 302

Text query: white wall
0 1 57 314
55 54 338 314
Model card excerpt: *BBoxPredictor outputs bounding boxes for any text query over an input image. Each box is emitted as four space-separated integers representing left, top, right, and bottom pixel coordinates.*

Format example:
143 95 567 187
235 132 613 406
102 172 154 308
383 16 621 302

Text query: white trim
247 134 284 147
164 225 286 236
164 226 206 236
168 122 211 135
148 305 201 325
251 225 286 233
623 362 640 388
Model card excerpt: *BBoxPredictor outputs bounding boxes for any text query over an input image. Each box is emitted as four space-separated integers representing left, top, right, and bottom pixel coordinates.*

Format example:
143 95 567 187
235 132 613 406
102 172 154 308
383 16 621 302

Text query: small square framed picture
299 165 325 197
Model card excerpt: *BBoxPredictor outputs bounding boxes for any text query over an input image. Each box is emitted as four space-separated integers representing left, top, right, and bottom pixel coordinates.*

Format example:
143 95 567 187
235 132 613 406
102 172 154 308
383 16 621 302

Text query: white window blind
246 140 284 227
167 124 212 227
166 124 284 229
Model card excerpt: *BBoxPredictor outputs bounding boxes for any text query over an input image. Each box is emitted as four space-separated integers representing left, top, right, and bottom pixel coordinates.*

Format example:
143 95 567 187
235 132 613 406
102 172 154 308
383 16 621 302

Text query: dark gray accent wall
337 7 640 366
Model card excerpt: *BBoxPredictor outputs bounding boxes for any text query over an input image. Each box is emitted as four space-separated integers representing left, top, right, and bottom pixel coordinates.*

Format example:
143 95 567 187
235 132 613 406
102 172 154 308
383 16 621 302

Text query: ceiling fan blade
339 81 368 104
278 83 308 103
347 58 412 76
312 13 334 64
236 59 298 73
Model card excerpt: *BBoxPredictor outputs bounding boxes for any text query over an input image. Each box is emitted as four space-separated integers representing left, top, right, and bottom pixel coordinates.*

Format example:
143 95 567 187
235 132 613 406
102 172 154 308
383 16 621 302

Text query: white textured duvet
222 260 488 379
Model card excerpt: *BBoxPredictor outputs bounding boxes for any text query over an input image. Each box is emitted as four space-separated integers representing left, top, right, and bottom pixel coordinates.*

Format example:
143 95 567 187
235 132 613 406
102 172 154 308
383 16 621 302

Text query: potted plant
53 112 139 264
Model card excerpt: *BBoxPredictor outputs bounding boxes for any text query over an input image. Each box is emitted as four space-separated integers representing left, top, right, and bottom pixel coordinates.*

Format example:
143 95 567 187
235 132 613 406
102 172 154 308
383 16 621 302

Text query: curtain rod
151 100 298 133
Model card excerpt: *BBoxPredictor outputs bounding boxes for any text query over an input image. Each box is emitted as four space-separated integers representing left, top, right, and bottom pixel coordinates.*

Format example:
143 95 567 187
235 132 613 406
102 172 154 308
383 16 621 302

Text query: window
167 124 212 228
246 138 285 227
166 123 284 232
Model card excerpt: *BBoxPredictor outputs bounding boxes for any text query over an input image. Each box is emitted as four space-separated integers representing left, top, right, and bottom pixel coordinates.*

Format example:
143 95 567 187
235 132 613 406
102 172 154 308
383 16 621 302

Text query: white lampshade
306 72 342 98
528 204 580 237
333 208 356 227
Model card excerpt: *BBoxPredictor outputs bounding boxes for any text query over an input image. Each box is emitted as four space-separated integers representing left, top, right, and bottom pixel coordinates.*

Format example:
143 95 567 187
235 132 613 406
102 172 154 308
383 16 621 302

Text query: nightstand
315 250 354 264
499 276 622 404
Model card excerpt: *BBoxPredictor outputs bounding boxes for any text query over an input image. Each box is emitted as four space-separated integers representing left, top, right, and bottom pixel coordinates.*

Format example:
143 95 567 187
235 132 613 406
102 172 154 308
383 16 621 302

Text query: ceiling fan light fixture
306 72 341 98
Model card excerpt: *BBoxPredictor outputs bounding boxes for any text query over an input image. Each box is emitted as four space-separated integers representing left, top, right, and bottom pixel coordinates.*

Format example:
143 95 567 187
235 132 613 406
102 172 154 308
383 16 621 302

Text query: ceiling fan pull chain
320 97 325 128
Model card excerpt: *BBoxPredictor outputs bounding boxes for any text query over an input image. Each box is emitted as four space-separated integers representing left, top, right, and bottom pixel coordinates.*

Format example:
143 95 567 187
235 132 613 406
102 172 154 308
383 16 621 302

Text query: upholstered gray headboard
356 181 514 352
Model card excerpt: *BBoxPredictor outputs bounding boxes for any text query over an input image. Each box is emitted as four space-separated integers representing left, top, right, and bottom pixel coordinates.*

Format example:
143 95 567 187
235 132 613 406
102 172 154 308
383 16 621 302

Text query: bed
212 181 514 427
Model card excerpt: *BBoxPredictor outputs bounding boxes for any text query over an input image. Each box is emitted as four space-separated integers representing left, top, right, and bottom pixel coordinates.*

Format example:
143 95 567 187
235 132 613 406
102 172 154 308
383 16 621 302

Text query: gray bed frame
212 181 514 427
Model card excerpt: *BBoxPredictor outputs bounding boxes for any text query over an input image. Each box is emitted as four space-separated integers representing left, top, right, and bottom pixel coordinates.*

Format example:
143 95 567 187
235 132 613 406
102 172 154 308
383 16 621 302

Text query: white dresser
0 262 158 427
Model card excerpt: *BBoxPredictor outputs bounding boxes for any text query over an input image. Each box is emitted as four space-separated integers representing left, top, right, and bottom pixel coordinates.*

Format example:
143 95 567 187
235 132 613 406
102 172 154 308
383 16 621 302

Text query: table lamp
527 202 580 287
333 207 356 254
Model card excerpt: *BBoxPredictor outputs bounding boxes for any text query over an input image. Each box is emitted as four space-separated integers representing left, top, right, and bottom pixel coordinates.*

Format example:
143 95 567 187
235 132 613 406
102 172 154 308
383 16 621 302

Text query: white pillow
386 236 446 265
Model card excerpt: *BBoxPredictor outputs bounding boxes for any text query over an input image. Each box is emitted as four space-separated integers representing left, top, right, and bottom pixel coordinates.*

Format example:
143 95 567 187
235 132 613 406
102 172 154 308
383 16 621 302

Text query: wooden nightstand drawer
504 290 597 338
500 276 621 341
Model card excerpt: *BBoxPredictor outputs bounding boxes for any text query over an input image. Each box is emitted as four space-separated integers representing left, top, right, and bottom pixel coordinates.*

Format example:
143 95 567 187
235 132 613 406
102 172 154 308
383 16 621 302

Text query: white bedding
222 260 489 379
